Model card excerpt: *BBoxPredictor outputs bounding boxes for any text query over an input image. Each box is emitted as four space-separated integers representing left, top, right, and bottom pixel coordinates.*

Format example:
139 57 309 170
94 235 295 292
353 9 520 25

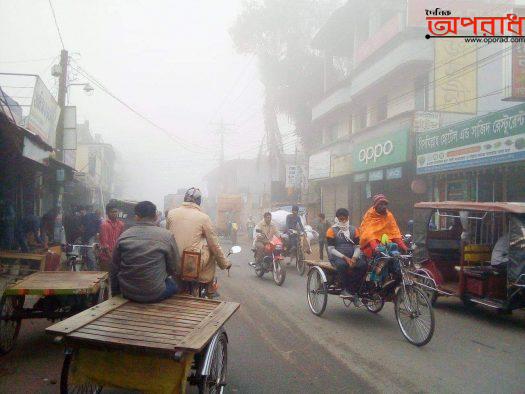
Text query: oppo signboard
351 128 409 172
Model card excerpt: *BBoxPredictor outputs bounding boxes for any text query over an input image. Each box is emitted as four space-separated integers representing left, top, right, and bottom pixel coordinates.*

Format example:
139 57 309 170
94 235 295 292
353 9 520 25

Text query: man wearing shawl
359 194 407 258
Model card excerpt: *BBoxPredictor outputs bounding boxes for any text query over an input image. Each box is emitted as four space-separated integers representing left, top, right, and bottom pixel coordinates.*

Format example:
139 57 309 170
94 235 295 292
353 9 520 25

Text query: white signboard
25 77 61 146
63 106 77 150
308 151 331 180
285 165 305 188
413 111 440 133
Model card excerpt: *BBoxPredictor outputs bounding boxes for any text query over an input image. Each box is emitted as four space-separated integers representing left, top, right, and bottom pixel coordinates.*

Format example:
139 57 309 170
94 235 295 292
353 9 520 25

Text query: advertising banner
413 111 440 133
285 165 305 188
416 103 525 174
330 154 352 178
308 151 331 180
434 40 477 114
351 128 409 172
25 77 61 146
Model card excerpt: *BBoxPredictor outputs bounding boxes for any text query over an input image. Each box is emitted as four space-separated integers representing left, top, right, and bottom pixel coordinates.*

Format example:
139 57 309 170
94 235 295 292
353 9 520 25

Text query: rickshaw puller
327 208 367 298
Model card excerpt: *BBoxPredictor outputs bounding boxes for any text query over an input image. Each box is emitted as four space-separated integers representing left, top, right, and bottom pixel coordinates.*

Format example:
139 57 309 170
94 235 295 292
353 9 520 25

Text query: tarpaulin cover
508 214 525 285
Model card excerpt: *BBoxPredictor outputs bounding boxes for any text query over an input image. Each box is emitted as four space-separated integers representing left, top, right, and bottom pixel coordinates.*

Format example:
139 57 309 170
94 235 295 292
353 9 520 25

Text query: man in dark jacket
110 201 181 303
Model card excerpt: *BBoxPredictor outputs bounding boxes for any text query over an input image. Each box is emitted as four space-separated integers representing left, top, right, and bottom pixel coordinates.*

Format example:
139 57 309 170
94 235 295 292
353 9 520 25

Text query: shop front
350 127 416 230
416 103 525 203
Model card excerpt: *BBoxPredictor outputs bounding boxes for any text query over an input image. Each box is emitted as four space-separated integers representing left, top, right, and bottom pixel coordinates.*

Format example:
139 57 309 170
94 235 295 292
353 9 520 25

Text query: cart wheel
273 260 286 286
60 352 102 394
199 331 228 394
363 293 385 314
0 295 24 355
417 271 438 305
395 285 435 347
307 267 328 316
296 247 306 276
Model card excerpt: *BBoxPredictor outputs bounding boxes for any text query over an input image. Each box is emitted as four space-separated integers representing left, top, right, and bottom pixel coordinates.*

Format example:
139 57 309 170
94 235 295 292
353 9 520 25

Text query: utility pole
56 49 68 162
212 119 235 165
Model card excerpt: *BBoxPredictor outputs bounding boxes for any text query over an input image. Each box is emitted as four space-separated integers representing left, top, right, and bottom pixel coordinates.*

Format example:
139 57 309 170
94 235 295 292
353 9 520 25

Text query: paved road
1 240 524 393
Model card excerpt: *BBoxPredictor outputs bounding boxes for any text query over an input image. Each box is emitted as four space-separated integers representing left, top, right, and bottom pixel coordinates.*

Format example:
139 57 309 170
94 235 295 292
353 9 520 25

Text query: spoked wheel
307 268 328 316
395 285 435 347
0 295 24 355
363 293 385 314
199 331 228 394
60 352 103 394
254 262 265 278
296 247 306 276
273 260 286 286
417 271 438 305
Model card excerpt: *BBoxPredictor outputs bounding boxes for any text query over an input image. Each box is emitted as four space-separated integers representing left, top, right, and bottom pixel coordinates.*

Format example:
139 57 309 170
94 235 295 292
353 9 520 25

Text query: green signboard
351 128 409 172
416 103 525 174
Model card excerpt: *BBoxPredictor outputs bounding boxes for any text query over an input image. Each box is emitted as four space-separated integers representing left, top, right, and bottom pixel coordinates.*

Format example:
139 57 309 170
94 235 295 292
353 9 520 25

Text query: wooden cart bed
3 271 108 296
47 295 240 354
304 260 336 271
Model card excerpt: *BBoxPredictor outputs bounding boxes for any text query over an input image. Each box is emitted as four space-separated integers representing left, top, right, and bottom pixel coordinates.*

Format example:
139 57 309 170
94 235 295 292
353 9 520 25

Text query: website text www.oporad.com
464 36 525 43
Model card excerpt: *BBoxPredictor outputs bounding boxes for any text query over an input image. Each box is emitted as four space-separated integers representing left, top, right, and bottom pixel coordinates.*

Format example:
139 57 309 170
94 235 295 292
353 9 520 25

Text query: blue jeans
158 277 179 301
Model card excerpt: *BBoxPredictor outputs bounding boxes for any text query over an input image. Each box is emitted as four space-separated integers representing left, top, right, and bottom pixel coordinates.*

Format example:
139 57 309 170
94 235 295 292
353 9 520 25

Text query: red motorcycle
250 231 286 286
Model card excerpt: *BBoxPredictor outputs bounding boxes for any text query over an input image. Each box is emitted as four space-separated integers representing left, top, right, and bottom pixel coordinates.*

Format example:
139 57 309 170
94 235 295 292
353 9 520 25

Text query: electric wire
48 0 65 49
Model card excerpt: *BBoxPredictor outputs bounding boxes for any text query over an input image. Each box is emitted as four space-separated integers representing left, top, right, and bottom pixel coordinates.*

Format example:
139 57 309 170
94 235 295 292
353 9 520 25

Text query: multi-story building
306 0 525 228
73 121 116 209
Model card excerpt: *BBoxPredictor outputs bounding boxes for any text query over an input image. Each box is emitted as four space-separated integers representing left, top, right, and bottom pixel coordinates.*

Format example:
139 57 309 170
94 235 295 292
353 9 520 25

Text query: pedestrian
316 213 330 260
81 205 102 270
98 202 125 272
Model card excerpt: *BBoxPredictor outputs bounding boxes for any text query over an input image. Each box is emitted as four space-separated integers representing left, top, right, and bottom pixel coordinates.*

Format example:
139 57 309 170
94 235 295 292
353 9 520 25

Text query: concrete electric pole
55 49 68 162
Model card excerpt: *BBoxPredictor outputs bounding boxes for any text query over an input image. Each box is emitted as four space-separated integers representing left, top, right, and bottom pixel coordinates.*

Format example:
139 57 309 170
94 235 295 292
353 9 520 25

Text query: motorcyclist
166 187 231 295
253 212 280 264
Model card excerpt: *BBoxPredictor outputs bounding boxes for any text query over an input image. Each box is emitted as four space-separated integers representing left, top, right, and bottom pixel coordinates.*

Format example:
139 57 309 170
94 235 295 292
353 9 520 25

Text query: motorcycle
249 230 286 286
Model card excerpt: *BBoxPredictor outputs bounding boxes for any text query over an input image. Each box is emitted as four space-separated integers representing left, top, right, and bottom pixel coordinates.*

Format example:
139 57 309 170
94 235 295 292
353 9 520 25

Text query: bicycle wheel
60 352 102 394
199 331 228 394
0 295 24 355
273 260 286 286
363 293 384 314
395 285 435 347
417 271 438 305
307 268 327 316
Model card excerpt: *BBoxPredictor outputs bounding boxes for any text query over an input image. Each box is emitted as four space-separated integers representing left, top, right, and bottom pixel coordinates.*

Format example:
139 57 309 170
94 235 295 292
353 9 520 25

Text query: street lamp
67 82 94 98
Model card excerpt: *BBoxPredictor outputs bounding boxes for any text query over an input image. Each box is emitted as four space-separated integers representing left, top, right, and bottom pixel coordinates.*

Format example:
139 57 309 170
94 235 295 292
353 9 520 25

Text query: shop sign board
285 165 305 188
351 128 409 172
25 77 61 146
434 39 477 114
368 170 384 182
353 173 367 182
386 166 403 180
416 103 525 174
22 137 50 164
413 111 440 133
330 154 352 178
308 150 331 180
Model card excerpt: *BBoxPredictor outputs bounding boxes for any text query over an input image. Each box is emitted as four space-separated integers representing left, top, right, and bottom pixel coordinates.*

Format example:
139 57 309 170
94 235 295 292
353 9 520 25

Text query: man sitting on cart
110 201 181 303
359 194 407 259
326 208 367 298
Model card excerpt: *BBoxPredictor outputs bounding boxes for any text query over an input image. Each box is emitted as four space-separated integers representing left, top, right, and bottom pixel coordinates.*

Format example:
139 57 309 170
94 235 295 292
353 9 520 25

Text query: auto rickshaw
410 201 525 313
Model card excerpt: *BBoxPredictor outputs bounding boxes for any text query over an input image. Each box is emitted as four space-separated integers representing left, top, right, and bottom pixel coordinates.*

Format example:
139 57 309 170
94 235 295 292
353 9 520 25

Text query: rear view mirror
230 245 242 254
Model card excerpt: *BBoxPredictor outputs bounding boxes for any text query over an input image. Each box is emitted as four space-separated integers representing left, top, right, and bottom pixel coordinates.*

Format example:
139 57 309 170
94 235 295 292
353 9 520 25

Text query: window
415 75 428 111
355 106 367 131
376 96 387 122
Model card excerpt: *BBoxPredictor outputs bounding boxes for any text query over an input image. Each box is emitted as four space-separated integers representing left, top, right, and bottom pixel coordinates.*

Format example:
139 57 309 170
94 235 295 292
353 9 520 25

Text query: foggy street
1 239 524 394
